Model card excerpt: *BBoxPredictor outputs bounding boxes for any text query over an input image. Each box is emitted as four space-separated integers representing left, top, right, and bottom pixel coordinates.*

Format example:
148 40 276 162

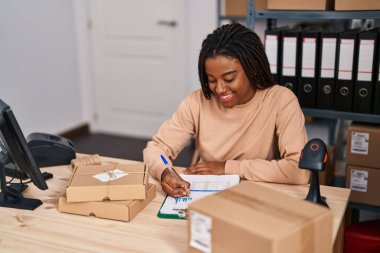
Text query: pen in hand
160 155 190 196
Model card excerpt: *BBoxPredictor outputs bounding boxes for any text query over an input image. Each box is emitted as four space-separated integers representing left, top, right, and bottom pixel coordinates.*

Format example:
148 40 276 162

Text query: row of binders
265 27 380 114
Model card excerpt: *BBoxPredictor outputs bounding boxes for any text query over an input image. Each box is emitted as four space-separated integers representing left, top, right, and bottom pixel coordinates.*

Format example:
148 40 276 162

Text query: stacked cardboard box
346 123 380 206
335 0 380 10
188 181 333 253
224 0 267 16
59 162 156 222
267 0 334 10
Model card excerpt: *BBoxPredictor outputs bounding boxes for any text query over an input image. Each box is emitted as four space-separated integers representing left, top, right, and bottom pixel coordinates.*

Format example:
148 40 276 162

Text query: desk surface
1 156 350 253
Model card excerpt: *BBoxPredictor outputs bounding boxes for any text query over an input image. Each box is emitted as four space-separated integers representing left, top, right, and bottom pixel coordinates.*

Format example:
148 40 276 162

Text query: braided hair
198 23 275 99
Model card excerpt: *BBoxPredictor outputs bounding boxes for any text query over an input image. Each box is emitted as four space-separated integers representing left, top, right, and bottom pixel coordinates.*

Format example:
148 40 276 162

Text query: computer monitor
0 99 48 210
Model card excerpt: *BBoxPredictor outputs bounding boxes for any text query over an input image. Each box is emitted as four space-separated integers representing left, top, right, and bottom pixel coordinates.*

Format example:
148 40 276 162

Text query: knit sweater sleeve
225 93 310 185
143 93 198 180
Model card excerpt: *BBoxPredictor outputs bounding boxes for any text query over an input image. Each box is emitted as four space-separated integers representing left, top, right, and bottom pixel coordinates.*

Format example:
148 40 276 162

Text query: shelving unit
245 0 380 124
218 0 380 124
220 0 380 218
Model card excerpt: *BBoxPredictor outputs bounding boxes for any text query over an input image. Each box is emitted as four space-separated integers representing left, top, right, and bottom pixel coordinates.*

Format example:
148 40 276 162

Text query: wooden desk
0 156 350 253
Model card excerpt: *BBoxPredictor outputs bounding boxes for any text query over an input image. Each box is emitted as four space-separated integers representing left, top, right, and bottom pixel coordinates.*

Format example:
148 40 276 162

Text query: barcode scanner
299 138 329 208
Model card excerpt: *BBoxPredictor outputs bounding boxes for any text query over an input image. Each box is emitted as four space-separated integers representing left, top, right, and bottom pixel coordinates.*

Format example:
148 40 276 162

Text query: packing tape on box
71 155 102 170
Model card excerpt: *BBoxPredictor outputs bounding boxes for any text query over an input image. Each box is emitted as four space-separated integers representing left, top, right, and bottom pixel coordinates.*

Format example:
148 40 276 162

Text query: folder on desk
334 29 360 112
317 32 339 109
353 29 378 114
280 30 301 94
373 31 380 114
265 27 288 84
298 31 320 108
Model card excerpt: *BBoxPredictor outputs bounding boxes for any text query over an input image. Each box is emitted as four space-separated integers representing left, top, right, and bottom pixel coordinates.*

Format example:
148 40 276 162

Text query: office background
1 0 380 222
0 0 277 138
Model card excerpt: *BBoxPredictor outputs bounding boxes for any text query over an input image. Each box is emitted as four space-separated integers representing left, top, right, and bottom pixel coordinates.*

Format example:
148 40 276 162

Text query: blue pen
160 155 181 182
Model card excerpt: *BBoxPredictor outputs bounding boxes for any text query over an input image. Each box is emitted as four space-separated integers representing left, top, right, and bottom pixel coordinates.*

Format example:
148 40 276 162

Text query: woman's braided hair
198 23 274 99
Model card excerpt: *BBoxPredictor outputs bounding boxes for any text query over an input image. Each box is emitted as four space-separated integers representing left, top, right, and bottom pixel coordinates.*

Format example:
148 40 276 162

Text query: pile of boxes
346 123 380 206
58 161 156 221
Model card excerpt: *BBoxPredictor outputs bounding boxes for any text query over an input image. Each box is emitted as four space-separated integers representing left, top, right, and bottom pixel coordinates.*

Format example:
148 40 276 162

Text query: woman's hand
161 169 191 197
185 161 226 175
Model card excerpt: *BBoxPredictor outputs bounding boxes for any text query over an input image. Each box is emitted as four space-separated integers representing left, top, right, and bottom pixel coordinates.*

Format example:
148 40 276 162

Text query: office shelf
254 10 380 20
349 202 380 213
302 109 380 124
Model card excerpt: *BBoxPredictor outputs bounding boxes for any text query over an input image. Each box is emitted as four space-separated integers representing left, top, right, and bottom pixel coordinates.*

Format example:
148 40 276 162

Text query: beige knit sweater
143 85 310 184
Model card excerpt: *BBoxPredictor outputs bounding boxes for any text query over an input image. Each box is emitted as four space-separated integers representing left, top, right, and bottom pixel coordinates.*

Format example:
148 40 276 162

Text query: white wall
186 0 218 92
0 0 85 136
0 0 270 136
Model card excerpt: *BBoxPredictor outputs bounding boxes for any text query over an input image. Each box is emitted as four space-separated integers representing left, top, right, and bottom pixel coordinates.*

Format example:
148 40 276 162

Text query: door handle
157 20 177 27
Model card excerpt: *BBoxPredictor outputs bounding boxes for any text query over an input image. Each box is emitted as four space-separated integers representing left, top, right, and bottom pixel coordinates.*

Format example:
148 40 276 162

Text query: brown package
346 123 380 169
188 181 333 253
225 0 267 16
335 0 380 10
59 184 156 222
268 0 333 10
346 165 380 206
66 163 147 202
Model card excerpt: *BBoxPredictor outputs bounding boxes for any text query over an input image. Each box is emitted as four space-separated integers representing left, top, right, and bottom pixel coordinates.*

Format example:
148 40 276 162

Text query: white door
89 0 186 138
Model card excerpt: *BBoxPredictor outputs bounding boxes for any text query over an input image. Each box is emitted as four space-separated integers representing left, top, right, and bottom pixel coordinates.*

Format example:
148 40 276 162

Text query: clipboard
157 195 187 220
157 174 240 220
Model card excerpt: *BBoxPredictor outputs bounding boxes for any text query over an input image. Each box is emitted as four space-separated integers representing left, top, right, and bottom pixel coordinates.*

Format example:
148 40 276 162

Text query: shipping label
351 132 369 155
350 169 368 192
190 210 212 253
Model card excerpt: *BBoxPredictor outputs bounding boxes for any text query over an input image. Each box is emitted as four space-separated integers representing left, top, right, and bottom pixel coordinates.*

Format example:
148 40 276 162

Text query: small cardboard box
225 0 267 16
346 123 380 169
59 184 156 222
66 163 148 202
346 165 380 206
335 0 380 10
188 181 333 253
268 0 333 10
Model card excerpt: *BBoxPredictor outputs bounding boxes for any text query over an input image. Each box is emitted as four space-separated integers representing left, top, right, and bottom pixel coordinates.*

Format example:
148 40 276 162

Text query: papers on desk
157 174 240 219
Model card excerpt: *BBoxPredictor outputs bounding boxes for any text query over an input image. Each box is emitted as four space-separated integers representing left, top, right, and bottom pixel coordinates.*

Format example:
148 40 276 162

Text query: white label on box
350 169 368 192
190 210 212 253
93 169 128 182
351 132 369 155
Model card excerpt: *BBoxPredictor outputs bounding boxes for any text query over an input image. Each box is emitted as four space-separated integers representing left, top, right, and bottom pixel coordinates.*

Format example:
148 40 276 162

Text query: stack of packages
346 123 380 206
58 155 156 221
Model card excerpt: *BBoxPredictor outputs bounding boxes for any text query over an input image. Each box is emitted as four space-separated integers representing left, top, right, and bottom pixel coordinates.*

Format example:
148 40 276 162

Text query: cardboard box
319 145 336 185
335 0 380 10
346 165 380 206
188 181 333 253
346 123 380 169
66 163 148 202
225 0 267 16
59 184 156 222
268 0 333 10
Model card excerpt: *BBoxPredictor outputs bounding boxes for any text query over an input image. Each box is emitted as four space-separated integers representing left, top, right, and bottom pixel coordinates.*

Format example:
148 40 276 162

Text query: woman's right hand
161 169 191 197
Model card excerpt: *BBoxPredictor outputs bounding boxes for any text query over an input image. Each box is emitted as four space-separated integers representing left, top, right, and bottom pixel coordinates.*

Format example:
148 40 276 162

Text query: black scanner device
299 138 329 208
26 132 76 168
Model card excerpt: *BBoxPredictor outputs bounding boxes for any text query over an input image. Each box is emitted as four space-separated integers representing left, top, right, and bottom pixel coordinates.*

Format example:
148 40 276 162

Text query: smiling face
205 55 256 108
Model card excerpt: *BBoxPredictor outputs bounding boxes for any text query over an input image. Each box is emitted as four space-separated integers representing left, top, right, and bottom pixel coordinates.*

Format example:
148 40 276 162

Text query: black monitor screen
0 99 47 190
